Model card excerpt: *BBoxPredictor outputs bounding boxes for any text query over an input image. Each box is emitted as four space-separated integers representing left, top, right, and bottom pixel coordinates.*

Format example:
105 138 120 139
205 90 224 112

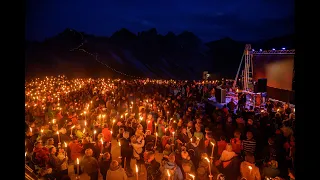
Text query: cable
69 29 143 79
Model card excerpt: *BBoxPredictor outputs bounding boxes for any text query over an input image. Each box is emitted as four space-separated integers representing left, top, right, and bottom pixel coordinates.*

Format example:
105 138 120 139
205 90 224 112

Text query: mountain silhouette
25 28 294 80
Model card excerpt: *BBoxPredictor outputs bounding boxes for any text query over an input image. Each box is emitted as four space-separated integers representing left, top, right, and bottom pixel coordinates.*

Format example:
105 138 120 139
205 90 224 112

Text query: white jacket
132 140 145 159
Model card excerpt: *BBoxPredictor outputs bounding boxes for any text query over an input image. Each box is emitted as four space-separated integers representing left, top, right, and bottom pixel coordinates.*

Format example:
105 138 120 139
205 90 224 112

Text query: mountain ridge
26 28 294 80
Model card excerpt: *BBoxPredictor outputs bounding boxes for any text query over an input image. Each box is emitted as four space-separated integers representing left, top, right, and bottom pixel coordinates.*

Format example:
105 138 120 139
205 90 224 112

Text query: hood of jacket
164 162 177 170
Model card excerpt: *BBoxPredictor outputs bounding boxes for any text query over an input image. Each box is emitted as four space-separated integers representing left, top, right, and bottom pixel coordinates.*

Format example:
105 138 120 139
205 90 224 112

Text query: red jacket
102 128 112 142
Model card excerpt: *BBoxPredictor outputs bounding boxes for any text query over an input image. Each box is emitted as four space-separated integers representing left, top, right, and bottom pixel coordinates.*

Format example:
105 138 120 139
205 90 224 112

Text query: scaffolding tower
233 44 253 91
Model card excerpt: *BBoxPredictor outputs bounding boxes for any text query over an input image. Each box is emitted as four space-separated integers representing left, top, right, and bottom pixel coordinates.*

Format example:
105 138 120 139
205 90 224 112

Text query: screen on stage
253 54 294 91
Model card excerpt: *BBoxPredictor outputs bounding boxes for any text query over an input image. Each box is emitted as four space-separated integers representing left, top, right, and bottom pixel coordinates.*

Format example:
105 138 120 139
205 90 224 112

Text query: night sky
26 0 294 42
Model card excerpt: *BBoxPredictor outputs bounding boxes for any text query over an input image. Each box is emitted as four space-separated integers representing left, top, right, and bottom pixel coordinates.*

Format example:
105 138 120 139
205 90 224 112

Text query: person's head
205 132 213 140
268 137 275 145
131 135 137 144
246 131 253 140
225 143 233 152
168 153 176 163
268 160 278 169
245 152 255 164
234 131 241 138
181 127 187 134
103 152 111 160
34 141 42 148
220 136 226 141
49 147 56 154
195 125 201 132
110 160 119 169
123 131 129 139
85 148 93 157
147 151 155 162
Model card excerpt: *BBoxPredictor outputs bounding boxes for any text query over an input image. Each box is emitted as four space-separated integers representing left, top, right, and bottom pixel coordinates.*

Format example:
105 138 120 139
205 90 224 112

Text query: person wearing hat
106 160 128 180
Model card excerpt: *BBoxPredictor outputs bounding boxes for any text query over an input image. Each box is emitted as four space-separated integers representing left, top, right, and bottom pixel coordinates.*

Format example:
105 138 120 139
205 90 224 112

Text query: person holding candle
81 148 100 180
47 147 66 179
69 138 83 163
106 160 128 180
240 153 261 180
163 153 184 180
131 135 146 175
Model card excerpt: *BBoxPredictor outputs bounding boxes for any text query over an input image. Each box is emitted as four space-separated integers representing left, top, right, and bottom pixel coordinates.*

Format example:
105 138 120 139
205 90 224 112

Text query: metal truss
251 49 295 55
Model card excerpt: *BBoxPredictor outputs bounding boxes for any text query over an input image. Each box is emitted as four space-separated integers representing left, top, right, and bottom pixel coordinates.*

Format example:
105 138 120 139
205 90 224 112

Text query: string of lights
69 29 143 79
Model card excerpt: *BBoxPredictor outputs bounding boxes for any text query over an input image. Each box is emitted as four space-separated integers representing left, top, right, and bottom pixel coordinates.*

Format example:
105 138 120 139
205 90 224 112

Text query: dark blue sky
26 0 294 42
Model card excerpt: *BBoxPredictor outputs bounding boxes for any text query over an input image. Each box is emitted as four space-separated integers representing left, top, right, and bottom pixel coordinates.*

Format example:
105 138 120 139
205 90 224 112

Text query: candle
84 120 87 127
118 141 121 147
167 169 171 180
100 138 104 154
112 119 116 129
71 125 75 135
205 157 212 178
64 142 67 156
135 164 139 180
93 130 96 141
189 174 195 180
248 165 252 174
76 158 79 176
210 142 215 158
83 128 85 133
57 131 60 143
41 129 44 136
155 132 158 148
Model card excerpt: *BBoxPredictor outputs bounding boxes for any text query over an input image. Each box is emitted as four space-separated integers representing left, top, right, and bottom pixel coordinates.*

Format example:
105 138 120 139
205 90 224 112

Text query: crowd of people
25 76 295 180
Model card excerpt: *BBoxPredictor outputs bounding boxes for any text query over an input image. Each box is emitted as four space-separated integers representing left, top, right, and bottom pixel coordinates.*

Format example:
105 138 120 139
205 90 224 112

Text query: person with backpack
163 153 183 180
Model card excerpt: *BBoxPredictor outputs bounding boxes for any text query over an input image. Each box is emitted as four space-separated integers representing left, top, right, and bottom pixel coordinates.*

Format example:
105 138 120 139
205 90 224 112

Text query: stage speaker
216 88 226 103
257 78 267 92
254 83 259 93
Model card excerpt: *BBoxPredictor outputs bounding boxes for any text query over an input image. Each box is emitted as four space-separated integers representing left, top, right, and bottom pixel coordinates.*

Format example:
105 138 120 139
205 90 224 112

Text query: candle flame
156 132 158 136
189 174 195 178
94 130 97 134
118 141 121 146
64 142 67 147
57 131 59 134
77 158 79 164
41 129 44 133
30 128 32 132
100 138 103 145
135 164 138 173
83 128 85 133
167 169 170 177
113 119 115 123
71 125 75 129
211 142 215 146
85 121 87 126
204 157 210 163
248 166 252 170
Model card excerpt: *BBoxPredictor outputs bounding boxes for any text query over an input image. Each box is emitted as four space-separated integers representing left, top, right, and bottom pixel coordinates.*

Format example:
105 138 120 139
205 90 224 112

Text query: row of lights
252 48 286 51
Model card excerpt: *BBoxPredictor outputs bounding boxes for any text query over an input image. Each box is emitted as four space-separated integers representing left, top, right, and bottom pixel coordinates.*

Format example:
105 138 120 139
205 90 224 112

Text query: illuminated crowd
25 75 295 180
